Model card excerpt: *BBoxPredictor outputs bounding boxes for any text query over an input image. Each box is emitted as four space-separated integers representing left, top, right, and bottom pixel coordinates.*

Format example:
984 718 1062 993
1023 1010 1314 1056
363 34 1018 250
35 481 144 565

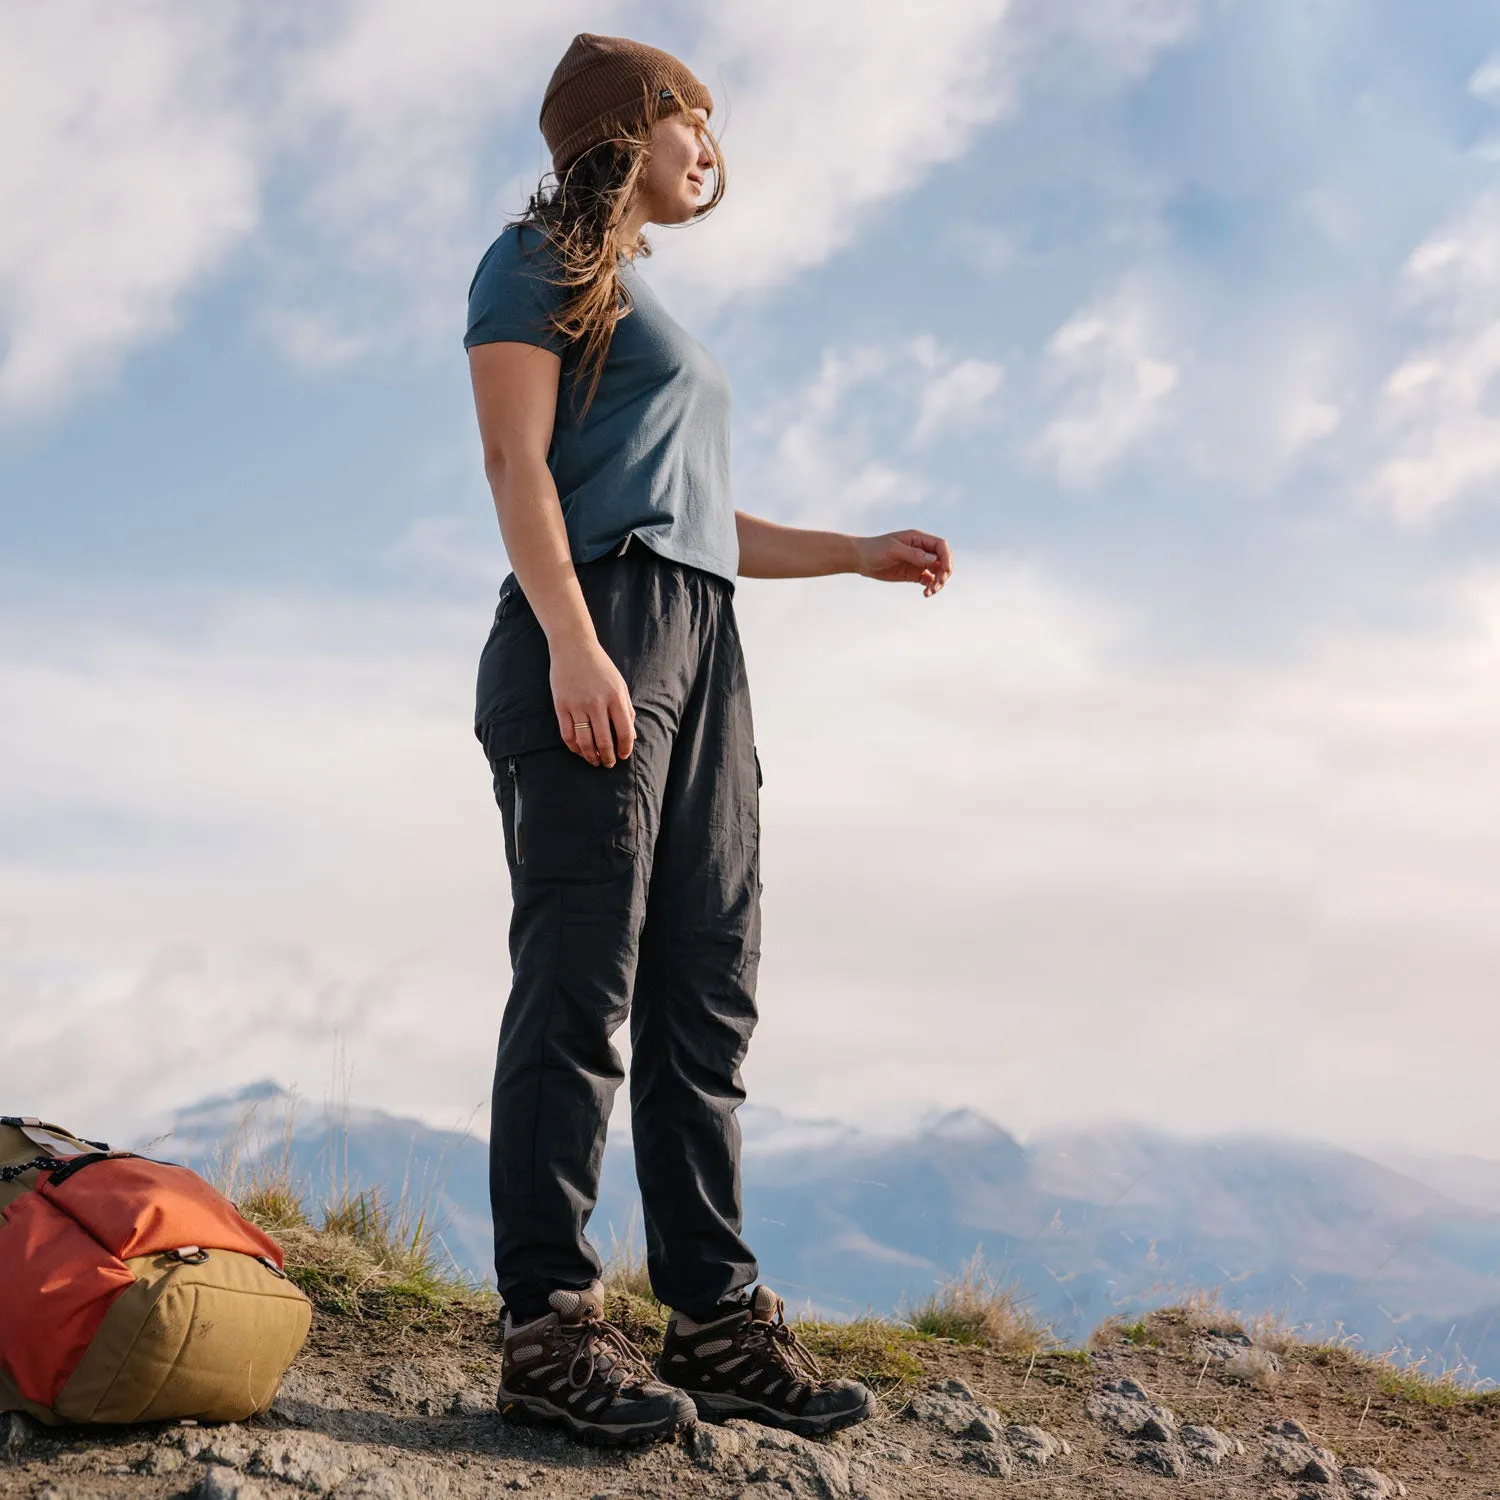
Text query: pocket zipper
508 757 525 865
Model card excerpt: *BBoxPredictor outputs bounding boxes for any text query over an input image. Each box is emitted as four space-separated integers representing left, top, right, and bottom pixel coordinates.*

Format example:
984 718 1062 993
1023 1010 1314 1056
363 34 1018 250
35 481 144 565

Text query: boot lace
747 1305 826 1385
565 1315 656 1395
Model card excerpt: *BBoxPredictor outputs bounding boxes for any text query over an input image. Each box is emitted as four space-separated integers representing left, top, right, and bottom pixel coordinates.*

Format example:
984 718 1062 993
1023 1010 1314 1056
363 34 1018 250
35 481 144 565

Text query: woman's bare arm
735 511 952 597
469 342 635 766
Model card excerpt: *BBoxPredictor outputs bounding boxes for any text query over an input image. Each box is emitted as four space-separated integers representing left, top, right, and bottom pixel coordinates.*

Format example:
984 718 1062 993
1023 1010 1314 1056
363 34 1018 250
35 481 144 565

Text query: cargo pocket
500 746 636 884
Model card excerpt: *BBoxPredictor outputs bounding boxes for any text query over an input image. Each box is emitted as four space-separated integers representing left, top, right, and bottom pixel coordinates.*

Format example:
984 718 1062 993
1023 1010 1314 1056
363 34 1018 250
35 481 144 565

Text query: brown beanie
540 33 713 174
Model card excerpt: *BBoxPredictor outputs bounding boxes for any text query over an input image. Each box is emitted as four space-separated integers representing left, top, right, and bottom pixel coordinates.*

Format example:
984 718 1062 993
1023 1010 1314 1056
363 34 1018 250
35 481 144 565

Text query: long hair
513 95 726 418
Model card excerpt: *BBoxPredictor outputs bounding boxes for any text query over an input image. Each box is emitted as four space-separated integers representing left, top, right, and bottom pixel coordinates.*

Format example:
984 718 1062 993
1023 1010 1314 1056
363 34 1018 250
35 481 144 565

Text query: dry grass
1247 1308 1311 1360
795 1316 926 1396
206 1093 309 1234
1223 1345 1282 1390
1111 1300 1500 1412
203 1090 486 1320
1090 1314 1159 1349
599 1228 666 1347
905 1250 1051 1355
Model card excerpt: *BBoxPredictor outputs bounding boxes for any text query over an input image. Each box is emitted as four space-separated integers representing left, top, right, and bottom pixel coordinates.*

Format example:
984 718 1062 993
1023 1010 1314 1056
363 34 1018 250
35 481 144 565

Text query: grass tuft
1366 1350 1500 1409
906 1250 1051 1355
203 1087 486 1321
796 1316 925 1395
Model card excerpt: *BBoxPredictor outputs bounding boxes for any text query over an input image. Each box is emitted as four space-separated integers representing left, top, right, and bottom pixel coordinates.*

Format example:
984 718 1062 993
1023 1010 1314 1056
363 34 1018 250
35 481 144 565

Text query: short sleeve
464 225 570 354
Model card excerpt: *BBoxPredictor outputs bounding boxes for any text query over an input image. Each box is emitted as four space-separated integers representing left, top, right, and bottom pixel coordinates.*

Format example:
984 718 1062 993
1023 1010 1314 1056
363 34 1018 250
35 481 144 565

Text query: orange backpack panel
39 1156 286 1266
0 1191 136 1407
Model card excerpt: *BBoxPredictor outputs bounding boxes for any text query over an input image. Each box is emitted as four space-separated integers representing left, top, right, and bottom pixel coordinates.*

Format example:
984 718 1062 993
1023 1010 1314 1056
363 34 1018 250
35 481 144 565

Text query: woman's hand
551 639 636 768
855 529 953 597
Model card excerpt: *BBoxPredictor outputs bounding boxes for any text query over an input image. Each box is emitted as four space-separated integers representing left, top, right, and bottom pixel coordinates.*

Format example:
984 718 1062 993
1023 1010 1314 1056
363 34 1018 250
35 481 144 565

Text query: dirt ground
4 1304 1497 1498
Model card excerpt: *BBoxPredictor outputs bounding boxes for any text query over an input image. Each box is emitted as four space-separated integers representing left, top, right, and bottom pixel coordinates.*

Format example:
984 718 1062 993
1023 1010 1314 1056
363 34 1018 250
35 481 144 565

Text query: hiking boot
497 1282 696 1447
658 1285 877 1437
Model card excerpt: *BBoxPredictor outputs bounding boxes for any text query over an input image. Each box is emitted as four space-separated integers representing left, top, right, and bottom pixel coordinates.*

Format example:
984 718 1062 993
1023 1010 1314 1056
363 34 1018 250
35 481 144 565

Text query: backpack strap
39 1152 134 1187
0 1118 111 1152
0 1156 57 1184
0 1151 138 1187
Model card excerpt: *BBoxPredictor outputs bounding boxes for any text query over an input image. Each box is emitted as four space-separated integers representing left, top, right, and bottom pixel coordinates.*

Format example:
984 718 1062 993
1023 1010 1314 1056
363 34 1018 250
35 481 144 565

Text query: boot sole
686 1388 878 1438
495 1386 696 1448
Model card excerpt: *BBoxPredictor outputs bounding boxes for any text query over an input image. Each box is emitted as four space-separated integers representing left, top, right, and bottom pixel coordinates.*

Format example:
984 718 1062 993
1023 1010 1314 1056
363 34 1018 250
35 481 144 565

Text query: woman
466 33 953 1448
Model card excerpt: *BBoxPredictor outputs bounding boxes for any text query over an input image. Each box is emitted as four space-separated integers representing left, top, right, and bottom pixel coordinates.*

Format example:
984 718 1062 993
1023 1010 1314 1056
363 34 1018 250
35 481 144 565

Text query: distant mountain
142 1083 1500 1381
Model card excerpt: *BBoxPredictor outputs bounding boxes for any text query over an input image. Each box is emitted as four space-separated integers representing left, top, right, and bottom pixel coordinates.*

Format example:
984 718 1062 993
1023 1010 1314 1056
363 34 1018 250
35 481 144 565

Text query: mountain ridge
140 1080 1500 1380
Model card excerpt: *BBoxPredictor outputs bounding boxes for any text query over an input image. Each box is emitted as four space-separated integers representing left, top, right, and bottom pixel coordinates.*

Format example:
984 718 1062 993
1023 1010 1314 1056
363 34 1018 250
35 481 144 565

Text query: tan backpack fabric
0 1117 311 1426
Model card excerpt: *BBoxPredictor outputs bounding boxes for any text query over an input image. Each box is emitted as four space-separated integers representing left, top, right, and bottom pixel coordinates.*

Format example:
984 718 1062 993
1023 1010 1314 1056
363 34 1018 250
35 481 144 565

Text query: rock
960 1443 1013 1479
1344 1467 1408 1499
198 1471 277 1500
135 1446 187 1476
334 1474 403 1500
1197 1331 1253 1360
3 1412 33 1458
1004 1425 1070 1466
1263 1422 1341 1485
686 1422 746 1467
181 1427 258 1470
903 1381 1007 1445
504 1480 532 1492
369 1362 429 1405
803 1446 851 1500
448 1388 494 1419
848 1474 894 1500
1087 1377 1178 1442
1195 1327 1284 1381
962 1412 1002 1443
334 1461 454 1500
1180 1424 1243 1466
734 1423 851 1499
1136 1442 1189 1478
934 1377 976 1398
748 1424 819 1457
250 1434 352 1493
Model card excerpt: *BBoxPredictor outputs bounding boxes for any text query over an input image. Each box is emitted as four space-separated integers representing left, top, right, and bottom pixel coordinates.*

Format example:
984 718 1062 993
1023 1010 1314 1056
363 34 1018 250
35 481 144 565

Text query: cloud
6 556 1500 1156
1281 394 1341 453
0 2 605 412
912 343 1006 445
649 0 1200 308
746 335 1004 522
649 0 1017 304
1035 284 1179 486
1372 193 1500 524
1016 0 1199 81
260 307 372 372
0 0 1203 412
1471 55 1500 107
0 2 257 415
0 582 503 1131
269 2 608 344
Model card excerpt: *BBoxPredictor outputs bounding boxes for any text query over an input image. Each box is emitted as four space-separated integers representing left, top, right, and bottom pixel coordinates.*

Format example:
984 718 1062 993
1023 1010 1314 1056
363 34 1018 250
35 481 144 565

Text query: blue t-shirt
465 223 737 583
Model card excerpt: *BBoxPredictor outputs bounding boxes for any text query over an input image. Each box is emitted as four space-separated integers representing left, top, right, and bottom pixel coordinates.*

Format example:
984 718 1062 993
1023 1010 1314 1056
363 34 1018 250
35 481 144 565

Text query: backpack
0 1116 311 1425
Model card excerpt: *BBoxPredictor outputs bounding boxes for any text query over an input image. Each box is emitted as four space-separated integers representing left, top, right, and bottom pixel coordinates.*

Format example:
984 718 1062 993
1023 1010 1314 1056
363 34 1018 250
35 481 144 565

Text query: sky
3 0 1500 1158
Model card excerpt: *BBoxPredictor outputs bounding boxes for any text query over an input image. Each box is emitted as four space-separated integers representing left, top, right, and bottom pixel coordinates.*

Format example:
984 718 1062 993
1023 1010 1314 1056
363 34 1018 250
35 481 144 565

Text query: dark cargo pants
475 544 761 1324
